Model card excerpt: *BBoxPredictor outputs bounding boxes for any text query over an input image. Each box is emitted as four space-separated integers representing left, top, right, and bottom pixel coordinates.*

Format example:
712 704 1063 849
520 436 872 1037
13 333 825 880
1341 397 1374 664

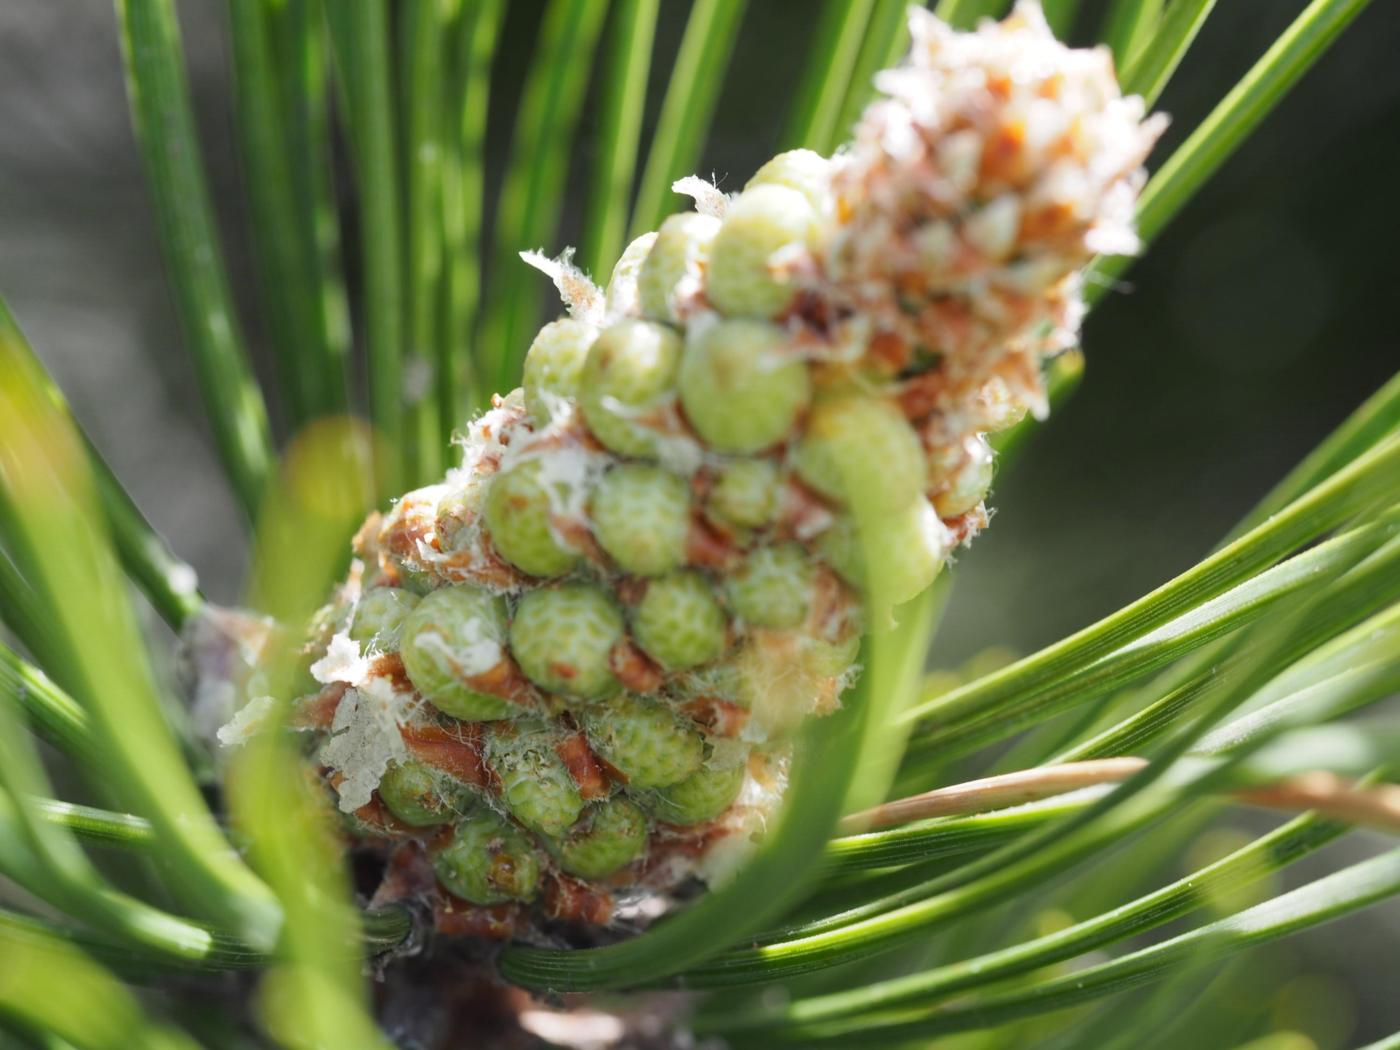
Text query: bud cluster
231 3 1160 941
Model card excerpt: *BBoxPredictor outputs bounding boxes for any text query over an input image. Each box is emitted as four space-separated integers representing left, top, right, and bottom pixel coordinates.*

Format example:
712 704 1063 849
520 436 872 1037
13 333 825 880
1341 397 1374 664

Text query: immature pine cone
236 2 1161 941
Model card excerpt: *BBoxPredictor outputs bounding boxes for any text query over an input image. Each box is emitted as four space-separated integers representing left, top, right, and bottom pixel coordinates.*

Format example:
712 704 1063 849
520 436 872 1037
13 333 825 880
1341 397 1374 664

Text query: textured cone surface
679 318 810 453
509 582 624 700
590 464 690 576
523 318 598 425
727 543 815 629
248 3 1158 944
378 759 473 827
795 395 926 513
484 457 585 577
582 695 705 790
434 809 544 905
487 722 586 836
647 762 747 826
706 458 779 532
639 212 720 323
746 148 832 211
632 571 728 669
578 319 682 458
349 587 420 649
399 587 516 720
707 185 818 319
550 796 649 879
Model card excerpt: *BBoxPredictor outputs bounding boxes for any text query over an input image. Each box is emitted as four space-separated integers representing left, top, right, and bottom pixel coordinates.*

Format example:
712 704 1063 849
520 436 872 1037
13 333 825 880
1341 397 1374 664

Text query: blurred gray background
1 1 1397 1045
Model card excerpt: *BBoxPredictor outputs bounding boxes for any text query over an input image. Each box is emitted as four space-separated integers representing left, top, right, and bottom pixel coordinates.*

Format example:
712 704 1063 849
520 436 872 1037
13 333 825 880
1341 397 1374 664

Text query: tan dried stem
841 760 1400 835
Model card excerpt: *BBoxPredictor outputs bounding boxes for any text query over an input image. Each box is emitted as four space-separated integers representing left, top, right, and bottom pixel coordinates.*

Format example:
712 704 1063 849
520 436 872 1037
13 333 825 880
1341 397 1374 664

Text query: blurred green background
0 1 1396 1044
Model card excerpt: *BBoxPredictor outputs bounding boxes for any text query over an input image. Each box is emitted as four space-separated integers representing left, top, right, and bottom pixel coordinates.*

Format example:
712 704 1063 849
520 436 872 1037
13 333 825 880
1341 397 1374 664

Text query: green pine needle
114 0 274 520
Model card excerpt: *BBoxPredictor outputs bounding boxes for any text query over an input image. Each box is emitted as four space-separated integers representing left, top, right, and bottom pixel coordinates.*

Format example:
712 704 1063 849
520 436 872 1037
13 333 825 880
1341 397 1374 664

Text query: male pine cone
249 3 1162 941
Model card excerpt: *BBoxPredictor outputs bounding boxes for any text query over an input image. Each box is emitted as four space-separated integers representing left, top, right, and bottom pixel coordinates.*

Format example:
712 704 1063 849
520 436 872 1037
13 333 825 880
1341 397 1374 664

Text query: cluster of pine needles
0 1 1396 1048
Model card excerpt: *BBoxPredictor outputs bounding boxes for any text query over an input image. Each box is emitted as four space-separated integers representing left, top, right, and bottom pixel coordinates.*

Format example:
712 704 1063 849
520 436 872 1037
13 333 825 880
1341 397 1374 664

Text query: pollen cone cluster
233 3 1161 941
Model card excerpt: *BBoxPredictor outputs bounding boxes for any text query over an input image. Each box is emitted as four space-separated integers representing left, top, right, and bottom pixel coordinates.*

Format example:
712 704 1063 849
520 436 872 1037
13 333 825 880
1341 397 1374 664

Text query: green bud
931 435 995 518
378 487 444 594
509 582 624 700
485 721 584 837
377 759 474 827
435 477 486 553
639 212 721 322
706 458 781 532
307 596 353 645
726 542 814 629
706 185 817 319
723 631 853 737
645 761 746 825
349 587 421 650
591 463 690 577
579 319 682 458
680 318 810 453
745 148 831 212
802 632 862 678
549 796 648 879
523 318 598 425
396 567 438 596
632 570 728 670
432 808 542 905
399 586 516 720
484 457 584 578
819 499 948 608
794 395 925 513
605 231 659 317
582 694 704 789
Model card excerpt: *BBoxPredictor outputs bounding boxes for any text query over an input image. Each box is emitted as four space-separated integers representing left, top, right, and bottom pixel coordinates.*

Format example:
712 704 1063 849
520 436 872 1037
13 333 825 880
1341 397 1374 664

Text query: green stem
85 444 202 628
113 0 273 519
1089 0 1375 300
932 0 1004 30
673 539 1385 986
629 0 748 238
272 0 353 393
832 0 910 139
0 344 282 950
903 435 1400 732
24 792 416 964
0 912 201 1050
822 795 1086 876
402 0 448 485
327 1 406 499
701 810 1346 1032
0 550 69 679
774 848 1400 1043
1101 0 1163 69
440 0 505 423
1040 0 1081 38
483 0 610 393
0 642 90 761
0 694 250 967
905 511 1400 761
785 0 877 154
227 0 340 427
1229 369 1400 541
1006 371 1400 772
0 296 202 629
580 0 659 278
1119 0 1216 106
1071 598 1400 764
0 903 407 978
30 799 154 852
